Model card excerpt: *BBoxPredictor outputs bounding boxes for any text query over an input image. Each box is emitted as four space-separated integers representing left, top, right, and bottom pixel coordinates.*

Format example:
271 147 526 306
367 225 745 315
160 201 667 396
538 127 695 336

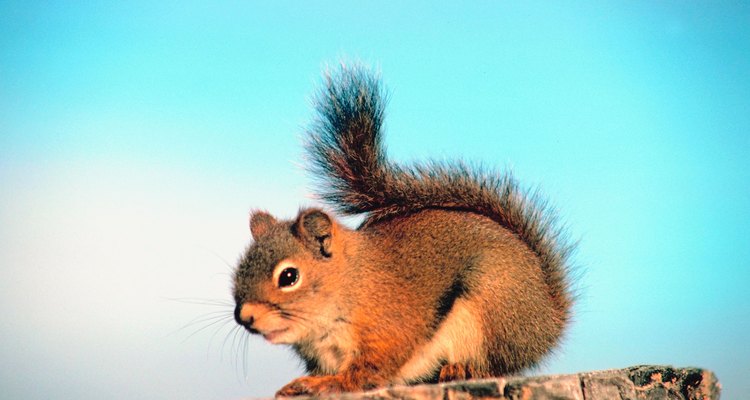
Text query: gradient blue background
1 2 748 399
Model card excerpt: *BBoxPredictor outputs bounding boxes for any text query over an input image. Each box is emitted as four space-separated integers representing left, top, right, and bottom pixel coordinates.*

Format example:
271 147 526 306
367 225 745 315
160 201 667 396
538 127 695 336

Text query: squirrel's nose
234 303 255 327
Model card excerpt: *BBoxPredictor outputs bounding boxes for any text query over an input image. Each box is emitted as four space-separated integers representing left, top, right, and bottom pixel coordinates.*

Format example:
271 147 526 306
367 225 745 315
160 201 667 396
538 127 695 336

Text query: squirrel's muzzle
234 303 258 333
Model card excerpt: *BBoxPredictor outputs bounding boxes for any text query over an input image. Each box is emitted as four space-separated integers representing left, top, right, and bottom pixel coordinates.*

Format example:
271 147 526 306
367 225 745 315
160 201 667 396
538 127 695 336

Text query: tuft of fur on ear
250 211 277 240
294 209 334 257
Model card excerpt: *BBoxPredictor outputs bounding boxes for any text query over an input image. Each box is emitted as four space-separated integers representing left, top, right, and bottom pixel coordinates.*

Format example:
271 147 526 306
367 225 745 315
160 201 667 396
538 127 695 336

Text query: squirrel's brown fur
232 64 575 397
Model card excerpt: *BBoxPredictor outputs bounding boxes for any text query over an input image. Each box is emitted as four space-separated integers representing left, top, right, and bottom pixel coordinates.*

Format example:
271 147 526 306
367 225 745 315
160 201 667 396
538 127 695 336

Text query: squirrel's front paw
275 375 346 397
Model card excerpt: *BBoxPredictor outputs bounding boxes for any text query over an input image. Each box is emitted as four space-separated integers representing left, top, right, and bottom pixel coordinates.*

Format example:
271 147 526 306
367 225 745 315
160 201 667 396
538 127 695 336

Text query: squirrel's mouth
261 328 290 343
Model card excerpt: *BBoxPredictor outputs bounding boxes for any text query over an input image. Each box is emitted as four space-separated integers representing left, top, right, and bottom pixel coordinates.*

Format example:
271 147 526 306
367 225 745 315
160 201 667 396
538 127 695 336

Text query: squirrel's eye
278 267 299 288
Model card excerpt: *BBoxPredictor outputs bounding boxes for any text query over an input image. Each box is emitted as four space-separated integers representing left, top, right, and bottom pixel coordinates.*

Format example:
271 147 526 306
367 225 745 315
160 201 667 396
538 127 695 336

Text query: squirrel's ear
294 209 334 257
250 211 277 240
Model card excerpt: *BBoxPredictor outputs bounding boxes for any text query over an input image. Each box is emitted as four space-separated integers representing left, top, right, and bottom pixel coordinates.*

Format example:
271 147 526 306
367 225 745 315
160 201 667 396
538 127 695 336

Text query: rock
504 374 583 400
282 366 720 400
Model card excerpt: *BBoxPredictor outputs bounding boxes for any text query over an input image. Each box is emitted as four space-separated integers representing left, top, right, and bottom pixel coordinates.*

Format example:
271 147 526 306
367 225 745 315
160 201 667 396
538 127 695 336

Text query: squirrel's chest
296 326 355 374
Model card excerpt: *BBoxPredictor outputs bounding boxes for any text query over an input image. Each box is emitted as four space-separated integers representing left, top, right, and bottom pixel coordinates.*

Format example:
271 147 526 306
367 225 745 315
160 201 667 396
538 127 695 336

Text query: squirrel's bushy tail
306 64 574 316
306 64 390 213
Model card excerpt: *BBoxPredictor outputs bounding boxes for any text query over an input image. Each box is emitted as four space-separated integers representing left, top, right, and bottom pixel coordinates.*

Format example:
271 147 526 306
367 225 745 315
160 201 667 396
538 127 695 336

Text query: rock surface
288 366 720 400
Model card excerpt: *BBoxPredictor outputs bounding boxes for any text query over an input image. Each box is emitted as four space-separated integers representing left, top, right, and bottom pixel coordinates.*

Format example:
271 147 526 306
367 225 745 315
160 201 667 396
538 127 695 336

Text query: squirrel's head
232 208 350 344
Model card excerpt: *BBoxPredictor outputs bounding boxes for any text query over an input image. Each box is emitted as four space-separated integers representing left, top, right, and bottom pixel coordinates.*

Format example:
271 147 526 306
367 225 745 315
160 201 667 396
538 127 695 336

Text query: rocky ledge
298 365 720 400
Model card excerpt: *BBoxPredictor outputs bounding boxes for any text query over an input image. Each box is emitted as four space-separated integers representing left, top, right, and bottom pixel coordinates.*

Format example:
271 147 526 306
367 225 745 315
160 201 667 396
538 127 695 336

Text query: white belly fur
395 298 485 383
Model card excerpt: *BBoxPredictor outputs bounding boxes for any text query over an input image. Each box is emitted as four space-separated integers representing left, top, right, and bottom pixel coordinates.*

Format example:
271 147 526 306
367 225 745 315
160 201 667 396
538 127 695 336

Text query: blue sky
1 2 748 399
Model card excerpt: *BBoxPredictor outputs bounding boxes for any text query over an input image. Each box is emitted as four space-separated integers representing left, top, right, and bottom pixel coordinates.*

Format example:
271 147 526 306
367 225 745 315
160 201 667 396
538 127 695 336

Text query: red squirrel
232 65 574 396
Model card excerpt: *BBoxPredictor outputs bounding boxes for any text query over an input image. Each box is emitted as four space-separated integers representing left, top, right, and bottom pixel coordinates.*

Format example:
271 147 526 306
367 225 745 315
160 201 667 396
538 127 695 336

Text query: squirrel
232 64 575 397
